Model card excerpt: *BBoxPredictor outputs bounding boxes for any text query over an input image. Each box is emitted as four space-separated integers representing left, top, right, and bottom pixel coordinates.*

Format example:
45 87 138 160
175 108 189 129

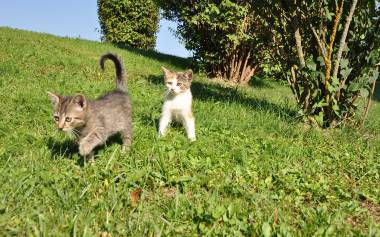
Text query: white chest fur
163 90 192 115
159 89 196 141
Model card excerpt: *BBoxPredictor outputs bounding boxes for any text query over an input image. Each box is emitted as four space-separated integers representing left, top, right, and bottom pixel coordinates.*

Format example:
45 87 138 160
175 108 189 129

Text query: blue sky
0 0 191 58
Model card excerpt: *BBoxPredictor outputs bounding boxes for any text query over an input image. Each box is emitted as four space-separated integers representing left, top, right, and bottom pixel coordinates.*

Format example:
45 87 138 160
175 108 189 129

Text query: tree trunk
294 27 306 68
223 48 258 84
333 0 358 80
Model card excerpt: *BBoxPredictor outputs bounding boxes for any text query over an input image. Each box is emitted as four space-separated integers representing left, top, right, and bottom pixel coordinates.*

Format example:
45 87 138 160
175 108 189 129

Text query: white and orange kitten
158 67 196 141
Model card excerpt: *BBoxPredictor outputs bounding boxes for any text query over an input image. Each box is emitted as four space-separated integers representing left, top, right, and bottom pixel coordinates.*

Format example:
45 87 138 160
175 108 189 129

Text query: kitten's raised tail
100 53 127 92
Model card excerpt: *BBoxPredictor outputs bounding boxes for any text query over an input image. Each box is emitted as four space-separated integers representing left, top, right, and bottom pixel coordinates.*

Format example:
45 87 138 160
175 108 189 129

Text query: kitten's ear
161 66 172 77
184 69 193 81
47 91 60 106
72 94 87 109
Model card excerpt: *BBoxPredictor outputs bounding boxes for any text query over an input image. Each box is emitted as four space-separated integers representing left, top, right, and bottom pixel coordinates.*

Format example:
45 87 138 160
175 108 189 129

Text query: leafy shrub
159 0 267 84
98 0 159 50
254 0 380 127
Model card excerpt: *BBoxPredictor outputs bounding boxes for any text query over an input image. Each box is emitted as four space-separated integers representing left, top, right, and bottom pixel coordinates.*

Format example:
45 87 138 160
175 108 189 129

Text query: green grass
0 27 379 236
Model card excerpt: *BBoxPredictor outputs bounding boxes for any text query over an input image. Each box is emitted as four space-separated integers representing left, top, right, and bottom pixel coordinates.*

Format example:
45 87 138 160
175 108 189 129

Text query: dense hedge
98 0 159 50
158 0 265 83
254 0 380 127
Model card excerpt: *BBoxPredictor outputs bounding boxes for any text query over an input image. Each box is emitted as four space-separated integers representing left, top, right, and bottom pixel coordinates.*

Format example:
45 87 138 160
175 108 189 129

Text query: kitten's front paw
79 142 92 156
189 136 196 142
157 131 165 138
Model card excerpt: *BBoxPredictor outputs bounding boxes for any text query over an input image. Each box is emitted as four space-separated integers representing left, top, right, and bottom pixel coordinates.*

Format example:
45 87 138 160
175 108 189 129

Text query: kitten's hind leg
158 112 171 138
121 128 132 154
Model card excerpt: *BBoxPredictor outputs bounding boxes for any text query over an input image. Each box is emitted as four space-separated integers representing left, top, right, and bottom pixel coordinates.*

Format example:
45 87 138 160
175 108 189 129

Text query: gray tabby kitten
47 53 132 161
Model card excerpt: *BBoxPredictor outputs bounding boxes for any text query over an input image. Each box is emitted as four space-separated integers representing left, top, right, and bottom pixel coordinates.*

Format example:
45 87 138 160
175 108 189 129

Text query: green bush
159 0 266 84
254 0 380 127
98 0 159 50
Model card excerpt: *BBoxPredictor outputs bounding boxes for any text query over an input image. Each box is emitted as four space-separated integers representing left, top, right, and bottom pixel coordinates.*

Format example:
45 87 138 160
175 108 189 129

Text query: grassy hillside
0 27 379 236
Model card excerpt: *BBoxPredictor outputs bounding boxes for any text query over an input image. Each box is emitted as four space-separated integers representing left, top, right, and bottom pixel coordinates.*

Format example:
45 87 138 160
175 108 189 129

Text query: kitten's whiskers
71 128 80 138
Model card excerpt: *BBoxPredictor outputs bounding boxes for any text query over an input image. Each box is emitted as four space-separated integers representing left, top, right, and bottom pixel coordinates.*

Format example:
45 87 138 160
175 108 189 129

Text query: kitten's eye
166 82 173 85
54 116 59 122
177 83 183 87
65 117 72 122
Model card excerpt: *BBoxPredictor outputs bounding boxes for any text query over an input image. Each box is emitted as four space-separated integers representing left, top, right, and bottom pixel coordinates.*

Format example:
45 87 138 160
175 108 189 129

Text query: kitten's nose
58 124 64 130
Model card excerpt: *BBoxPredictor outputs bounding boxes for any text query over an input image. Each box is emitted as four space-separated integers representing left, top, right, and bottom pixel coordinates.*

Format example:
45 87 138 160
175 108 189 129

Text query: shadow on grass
146 75 297 122
46 134 124 166
47 137 78 159
138 113 189 137
248 76 274 89
374 81 380 101
139 114 159 130
114 43 193 71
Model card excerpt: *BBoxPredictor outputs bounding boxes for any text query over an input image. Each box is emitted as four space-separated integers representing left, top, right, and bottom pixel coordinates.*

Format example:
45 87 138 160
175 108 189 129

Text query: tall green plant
254 0 380 127
159 0 266 84
98 0 159 50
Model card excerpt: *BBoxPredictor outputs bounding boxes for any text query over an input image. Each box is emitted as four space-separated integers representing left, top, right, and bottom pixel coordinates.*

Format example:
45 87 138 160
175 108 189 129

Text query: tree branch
289 65 300 102
324 0 344 102
294 27 306 68
332 0 358 79
240 49 251 83
310 24 327 58
361 74 378 124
